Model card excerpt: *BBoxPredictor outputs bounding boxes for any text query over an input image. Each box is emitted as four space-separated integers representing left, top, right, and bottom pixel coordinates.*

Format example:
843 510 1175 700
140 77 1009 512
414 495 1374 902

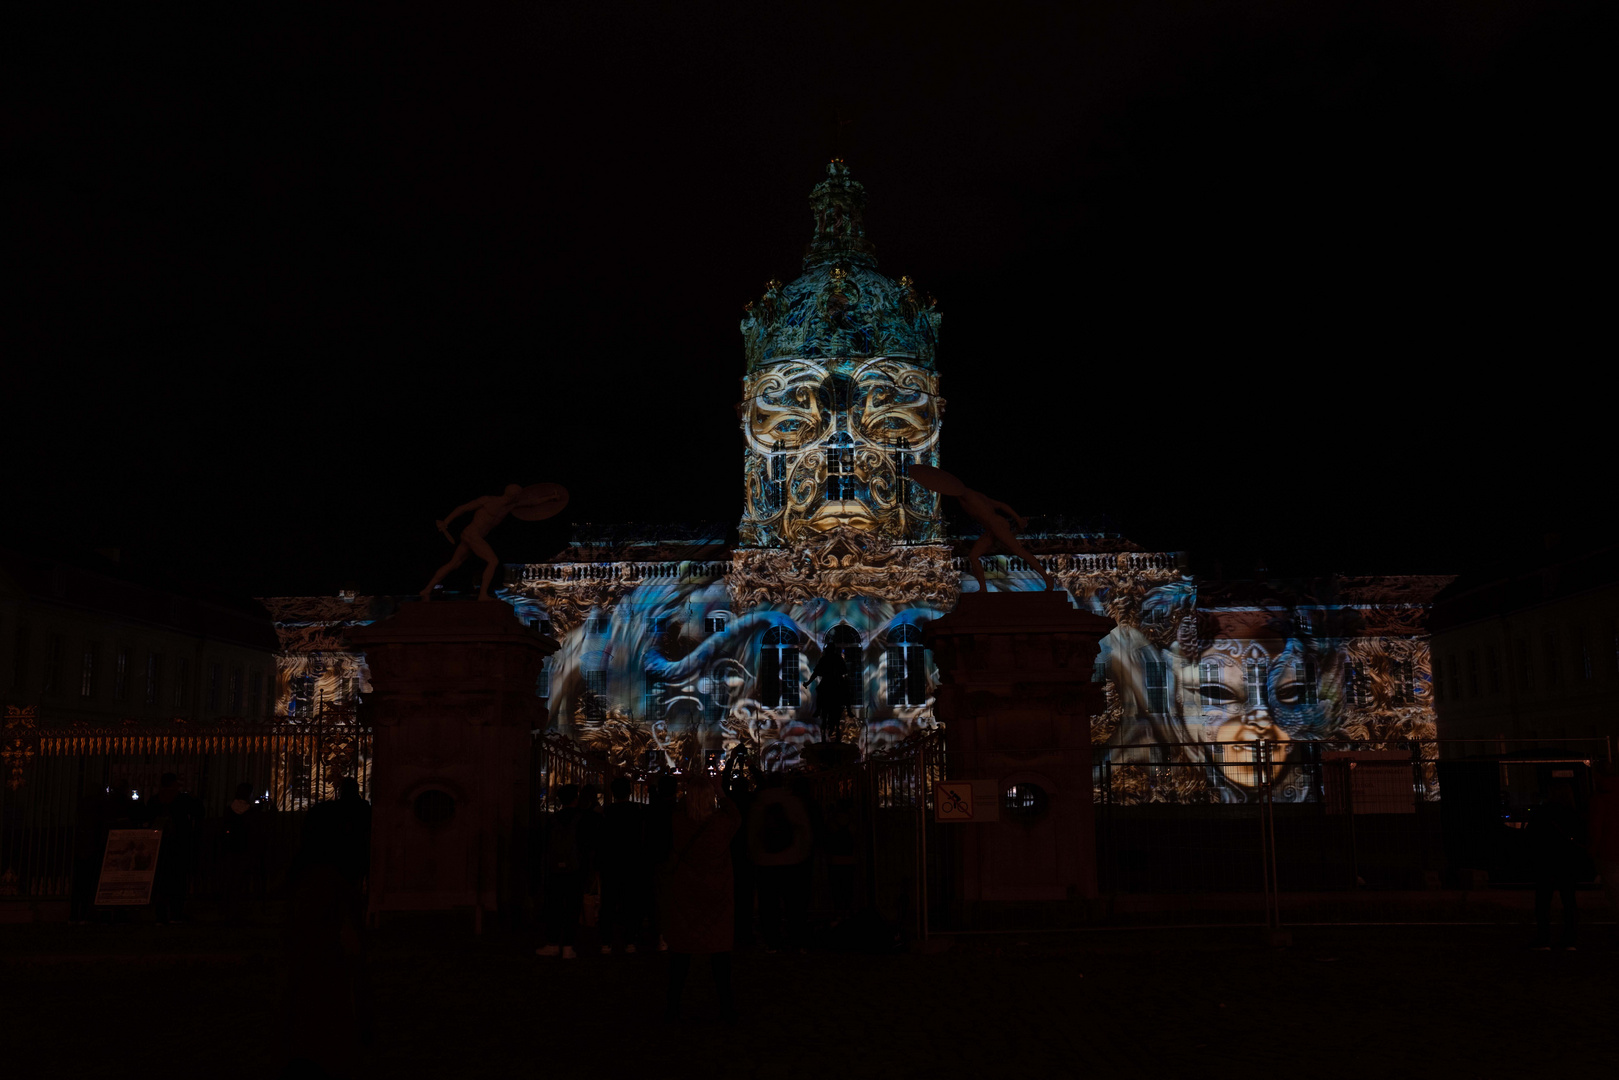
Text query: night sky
11 2 1613 599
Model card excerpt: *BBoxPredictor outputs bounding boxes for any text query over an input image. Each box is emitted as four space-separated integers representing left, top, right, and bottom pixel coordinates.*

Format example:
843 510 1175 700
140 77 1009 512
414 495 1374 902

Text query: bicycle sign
935 781 976 822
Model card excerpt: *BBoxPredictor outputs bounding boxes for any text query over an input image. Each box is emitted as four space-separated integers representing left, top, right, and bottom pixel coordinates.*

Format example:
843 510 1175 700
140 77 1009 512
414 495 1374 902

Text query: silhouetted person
748 774 813 953
298 777 371 889
662 772 740 1021
70 781 131 923
1588 762 1619 931
825 796 859 916
723 749 758 951
1527 780 1585 949
647 772 679 951
281 778 373 1077
144 773 202 924
221 781 266 922
598 776 650 954
806 647 851 743
537 784 592 959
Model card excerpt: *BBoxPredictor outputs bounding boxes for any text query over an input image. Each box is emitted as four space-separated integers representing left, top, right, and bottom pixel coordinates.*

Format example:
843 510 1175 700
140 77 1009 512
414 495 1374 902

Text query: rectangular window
1432 655 1444 704
207 663 222 712
1343 663 1368 708
825 448 856 500
228 667 242 713
584 669 608 721
248 669 262 714
12 625 29 692
173 657 189 710
1198 661 1221 713
290 676 315 717
1244 661 1263 707
1485 646 1501 695
640 675 664 719
1544 631 1562 691
45 635 63 695
1466 651 1480 698
81 643 98 698
114 648 129 700
1516 638 1532 693
1575 626 1591 680
145 654 161 706
703 614 727 634
1144 658 1168 713
537 657 551 700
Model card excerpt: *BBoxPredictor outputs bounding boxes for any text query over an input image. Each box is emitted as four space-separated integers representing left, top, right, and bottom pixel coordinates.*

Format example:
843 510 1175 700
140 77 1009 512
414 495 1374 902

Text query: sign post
934 779 999 824
94 829 163 906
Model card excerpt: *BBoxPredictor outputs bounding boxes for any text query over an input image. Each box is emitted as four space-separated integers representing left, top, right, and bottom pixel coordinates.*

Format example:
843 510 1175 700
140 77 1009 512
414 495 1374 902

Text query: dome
740 161 942 372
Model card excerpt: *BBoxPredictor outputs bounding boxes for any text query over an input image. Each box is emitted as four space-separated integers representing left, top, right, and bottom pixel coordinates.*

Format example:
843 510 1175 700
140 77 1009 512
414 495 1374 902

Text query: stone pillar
349 601 558 929
923 590 1113 926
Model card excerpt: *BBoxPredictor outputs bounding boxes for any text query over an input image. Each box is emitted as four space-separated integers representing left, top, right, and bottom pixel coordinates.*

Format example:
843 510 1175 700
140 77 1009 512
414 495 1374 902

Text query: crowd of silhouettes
533 745 900 1021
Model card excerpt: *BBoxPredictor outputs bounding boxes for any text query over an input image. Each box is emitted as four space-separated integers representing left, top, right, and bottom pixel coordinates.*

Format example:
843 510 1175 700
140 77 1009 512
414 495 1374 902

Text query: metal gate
0 705 370 904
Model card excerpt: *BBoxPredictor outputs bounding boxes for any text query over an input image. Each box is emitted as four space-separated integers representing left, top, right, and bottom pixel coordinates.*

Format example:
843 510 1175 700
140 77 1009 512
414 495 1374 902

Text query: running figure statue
420 483 568 601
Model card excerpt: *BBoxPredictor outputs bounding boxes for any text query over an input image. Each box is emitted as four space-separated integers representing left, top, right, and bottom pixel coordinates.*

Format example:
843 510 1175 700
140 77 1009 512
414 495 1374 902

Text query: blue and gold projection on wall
271 162 1449 803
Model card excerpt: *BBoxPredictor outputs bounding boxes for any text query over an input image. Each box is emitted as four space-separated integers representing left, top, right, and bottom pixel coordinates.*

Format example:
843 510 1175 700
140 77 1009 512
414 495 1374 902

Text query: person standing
662 772 741 1021
1527 779 1585 950
723 750 758 952
220 782 265 923
537 785 592 959
70 781 131 923
281 777 374 1076
1588 762 1619 932
598 776 649 954
748 774 813 953
144 773 202 925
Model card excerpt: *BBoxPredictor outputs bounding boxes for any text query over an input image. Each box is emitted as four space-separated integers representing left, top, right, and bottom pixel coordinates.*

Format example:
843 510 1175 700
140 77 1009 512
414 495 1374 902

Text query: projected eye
1200 684 1239 705
1273 684 1305 706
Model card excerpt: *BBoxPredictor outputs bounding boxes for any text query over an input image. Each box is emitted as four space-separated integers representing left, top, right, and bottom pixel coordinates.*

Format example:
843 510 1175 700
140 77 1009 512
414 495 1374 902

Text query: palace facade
265 164 1452 802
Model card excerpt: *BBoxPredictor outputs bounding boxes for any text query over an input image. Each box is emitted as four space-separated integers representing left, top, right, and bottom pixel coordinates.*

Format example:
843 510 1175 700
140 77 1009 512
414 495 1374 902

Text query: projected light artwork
267 162 1448 803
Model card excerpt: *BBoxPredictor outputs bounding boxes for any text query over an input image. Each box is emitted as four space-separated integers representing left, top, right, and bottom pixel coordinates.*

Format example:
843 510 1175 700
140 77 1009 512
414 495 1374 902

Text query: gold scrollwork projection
740 358 942 546
729 528 958 608
261 595 379 717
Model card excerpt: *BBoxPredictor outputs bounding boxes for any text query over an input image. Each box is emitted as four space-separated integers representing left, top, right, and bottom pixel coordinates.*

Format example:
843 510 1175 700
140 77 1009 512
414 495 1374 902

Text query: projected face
741 358 941 544
1195 651 1290 789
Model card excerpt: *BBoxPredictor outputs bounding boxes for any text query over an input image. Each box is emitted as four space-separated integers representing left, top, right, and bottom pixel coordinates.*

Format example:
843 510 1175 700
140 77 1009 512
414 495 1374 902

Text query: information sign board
95 829 163 906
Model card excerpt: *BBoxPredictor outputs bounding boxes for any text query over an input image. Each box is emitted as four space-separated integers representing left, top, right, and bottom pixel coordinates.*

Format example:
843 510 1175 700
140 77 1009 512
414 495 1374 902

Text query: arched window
759 626 800 708
887 624 927 706
826 624 864 708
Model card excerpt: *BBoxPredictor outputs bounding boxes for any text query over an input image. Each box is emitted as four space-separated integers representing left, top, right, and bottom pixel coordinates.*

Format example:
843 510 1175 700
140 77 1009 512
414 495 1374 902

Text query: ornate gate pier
924 590 1113 927
351 601 557 931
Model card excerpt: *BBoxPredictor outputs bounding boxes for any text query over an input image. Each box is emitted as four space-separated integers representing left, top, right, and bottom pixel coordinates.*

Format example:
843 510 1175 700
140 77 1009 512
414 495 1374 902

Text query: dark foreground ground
4 918 1616 1078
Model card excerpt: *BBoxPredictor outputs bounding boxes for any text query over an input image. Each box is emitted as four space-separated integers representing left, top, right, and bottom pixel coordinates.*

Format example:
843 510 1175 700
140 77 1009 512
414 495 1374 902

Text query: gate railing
0 705 370 902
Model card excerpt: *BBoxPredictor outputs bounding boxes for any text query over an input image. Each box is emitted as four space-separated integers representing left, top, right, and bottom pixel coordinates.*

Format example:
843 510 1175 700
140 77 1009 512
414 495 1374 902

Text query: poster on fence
95 830 163 905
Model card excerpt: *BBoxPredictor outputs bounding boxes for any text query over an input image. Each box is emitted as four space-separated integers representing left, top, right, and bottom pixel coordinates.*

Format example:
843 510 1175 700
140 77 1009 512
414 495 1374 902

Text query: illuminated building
266 164 1453 800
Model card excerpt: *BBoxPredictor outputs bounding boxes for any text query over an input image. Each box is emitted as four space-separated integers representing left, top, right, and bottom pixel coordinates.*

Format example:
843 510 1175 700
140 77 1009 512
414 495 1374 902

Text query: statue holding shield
420 483 569 601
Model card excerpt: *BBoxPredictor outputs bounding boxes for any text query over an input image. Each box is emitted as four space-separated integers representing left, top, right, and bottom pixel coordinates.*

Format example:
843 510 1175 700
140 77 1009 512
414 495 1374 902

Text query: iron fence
0 705 370 903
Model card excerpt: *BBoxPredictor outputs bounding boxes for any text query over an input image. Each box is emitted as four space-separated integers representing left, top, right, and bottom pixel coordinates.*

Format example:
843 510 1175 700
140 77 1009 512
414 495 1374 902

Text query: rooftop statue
420 483 568 601
908 465 1055 593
